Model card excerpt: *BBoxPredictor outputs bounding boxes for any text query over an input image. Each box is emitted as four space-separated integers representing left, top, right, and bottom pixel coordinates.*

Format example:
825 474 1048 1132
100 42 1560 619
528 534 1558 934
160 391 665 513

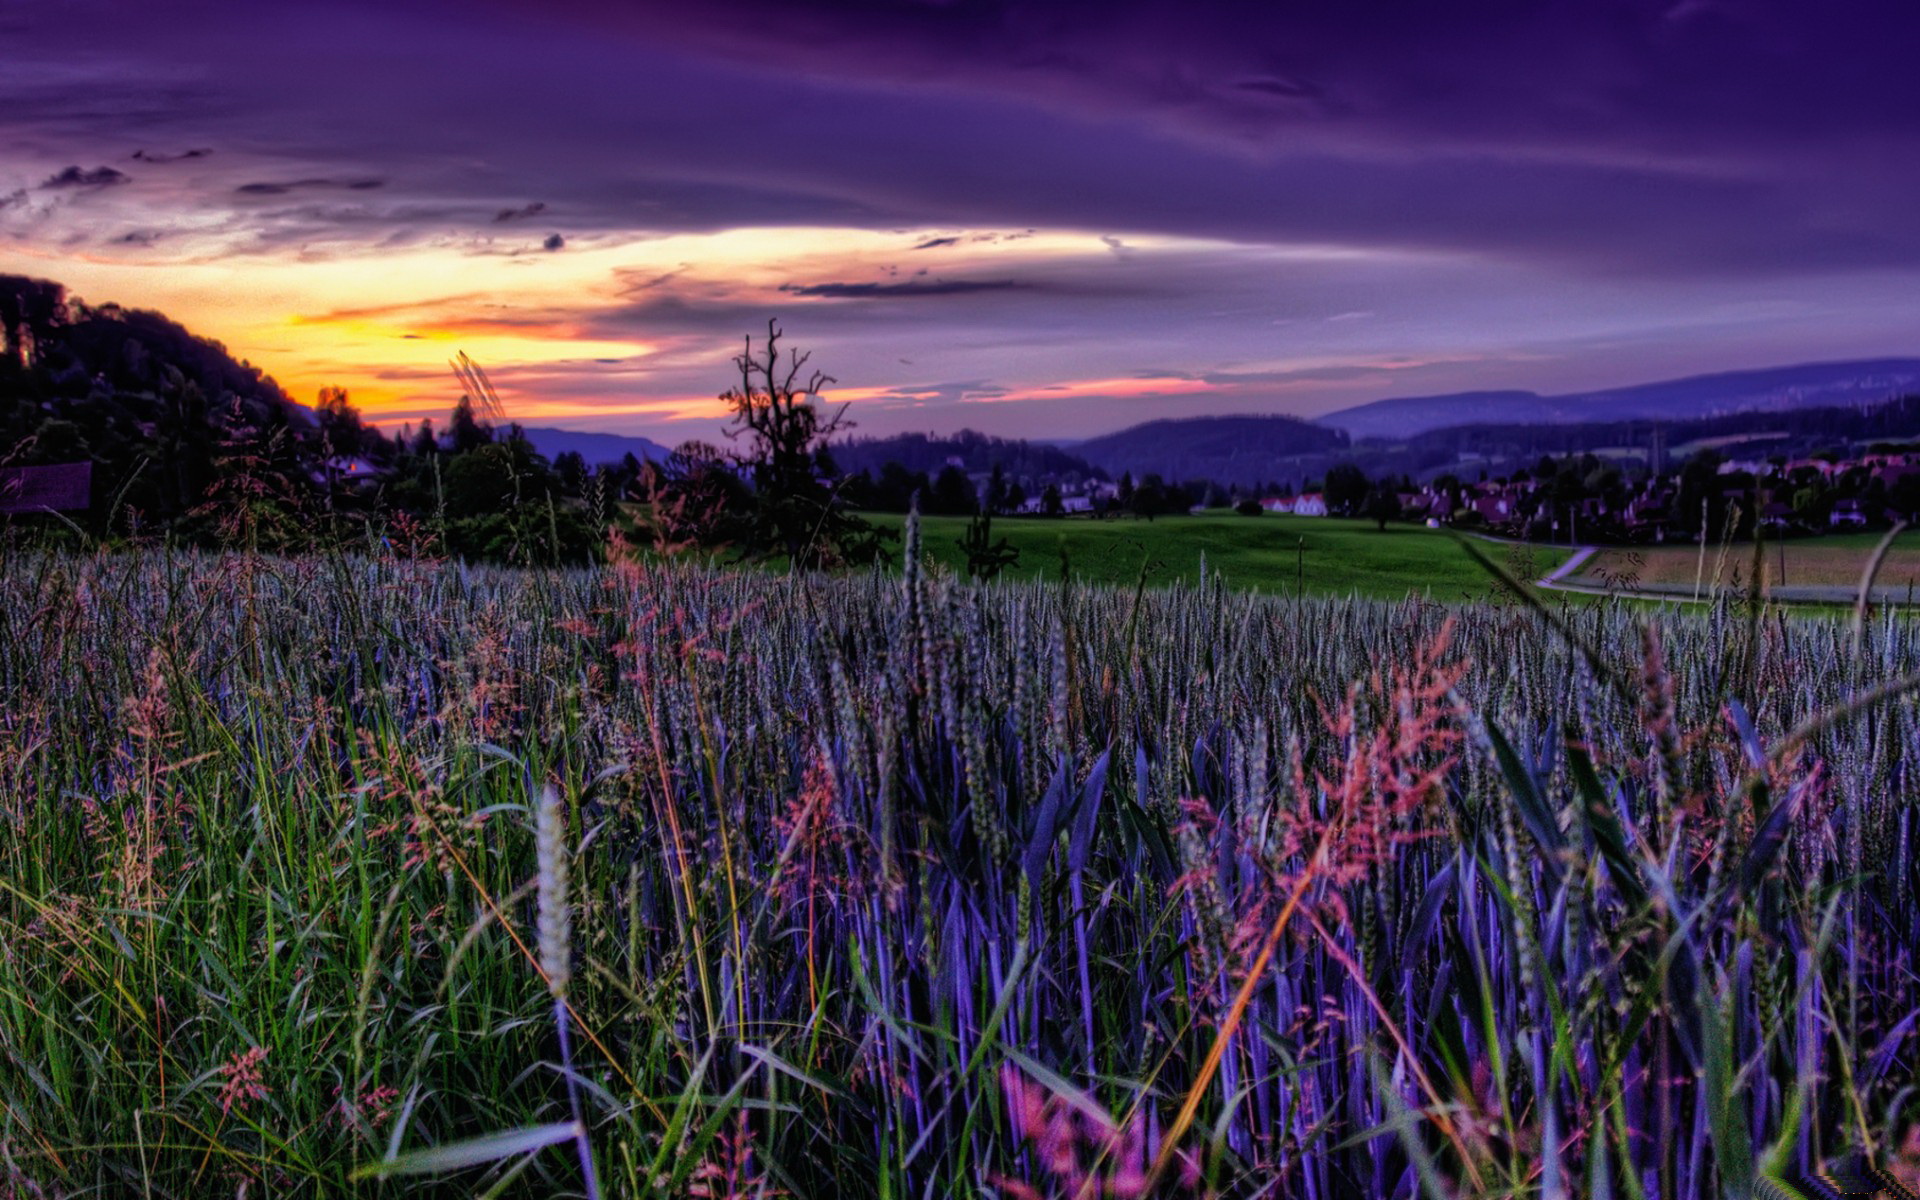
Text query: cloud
131 148 211 163
13 0 1920 277
543 233 565 251
779 279 1029 299
41 165 129 189
234 178 384 196
6 0 1920 445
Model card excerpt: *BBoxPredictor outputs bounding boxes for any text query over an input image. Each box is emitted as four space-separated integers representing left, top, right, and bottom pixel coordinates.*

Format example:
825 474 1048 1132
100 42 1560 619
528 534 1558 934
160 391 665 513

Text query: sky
2 0 1918 443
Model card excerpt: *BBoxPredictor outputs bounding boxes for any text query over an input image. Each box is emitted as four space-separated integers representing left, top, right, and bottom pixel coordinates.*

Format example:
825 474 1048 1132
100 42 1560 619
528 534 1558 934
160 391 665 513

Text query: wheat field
2 532 1918 1197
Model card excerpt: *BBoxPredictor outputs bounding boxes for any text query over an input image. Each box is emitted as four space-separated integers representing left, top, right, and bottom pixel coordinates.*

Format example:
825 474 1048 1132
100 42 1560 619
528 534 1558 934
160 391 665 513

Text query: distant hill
518 426 669 466
1073 414 1349 486
1 273 329 523
1347 393 1920 484
1319 359 1920 440
830 429 1104 482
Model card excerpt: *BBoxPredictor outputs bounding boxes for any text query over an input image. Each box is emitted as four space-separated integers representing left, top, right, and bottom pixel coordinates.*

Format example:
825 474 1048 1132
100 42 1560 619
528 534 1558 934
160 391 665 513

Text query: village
1237 445 1920 543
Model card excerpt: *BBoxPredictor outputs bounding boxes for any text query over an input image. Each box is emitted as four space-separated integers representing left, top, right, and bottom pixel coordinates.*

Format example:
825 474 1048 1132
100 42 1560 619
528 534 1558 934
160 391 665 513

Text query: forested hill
0 273 337 522
830 428 1105 482
1318 358 1920 440
1071 414 1350 486
0 273 607 562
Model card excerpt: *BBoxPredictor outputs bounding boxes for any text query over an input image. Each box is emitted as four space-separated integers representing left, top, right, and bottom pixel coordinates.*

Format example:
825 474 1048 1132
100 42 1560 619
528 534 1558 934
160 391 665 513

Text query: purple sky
2 0 1918 440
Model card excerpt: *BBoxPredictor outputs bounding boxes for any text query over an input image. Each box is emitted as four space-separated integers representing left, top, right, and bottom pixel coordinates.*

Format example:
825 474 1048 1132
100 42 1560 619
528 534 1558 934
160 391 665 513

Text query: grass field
864 511 1576 600
1570 528 1920 598
5 544 1920 1196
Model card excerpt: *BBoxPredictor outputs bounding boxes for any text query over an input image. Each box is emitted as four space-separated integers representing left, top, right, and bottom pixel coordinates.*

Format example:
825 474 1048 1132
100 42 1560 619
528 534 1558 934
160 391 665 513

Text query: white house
1258 496 1295 514
1292 493 1329 517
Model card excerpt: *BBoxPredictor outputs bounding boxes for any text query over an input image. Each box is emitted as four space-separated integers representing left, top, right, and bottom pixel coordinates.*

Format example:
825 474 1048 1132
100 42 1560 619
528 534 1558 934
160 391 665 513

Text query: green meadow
862 511 1578 599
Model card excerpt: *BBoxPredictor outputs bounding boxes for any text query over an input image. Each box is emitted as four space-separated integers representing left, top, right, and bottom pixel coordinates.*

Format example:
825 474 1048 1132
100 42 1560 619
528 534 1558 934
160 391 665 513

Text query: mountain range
8 271 1918 492
1071 414 1348 484
516 426 670 467
511 357 1920 484
1315 358 1920 440
829 429 1106 480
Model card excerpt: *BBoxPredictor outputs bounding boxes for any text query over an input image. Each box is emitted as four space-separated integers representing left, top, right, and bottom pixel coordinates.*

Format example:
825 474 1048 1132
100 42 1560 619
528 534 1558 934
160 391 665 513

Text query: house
1785 458 1839 478
313 455 380 486
1759 501 1797 530
1831 497 1868 528
1470 494 1515 523
1623 491 1672 536
1873 463 1920 489
1258 496 1295 514
1291 493 1328 517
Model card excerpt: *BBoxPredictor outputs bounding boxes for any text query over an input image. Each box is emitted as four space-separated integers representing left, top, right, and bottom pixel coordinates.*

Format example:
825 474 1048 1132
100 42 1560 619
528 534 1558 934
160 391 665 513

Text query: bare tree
721 320 886 569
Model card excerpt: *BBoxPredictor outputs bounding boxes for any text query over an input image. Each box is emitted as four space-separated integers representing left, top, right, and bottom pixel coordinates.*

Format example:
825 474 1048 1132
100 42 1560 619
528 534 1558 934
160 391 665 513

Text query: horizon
5 1 1920 445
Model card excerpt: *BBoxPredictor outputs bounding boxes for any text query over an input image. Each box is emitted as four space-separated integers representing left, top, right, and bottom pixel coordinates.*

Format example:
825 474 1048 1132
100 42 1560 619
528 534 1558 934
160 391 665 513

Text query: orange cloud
966 375 1222 405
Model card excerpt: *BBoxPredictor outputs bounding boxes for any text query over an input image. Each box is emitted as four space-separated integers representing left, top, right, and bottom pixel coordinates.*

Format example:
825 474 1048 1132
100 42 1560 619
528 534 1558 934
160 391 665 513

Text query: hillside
0 273 602 561
519 426 669 467
1072 413 1349 486
1342 392 1920 485
830 428 1104 482
1 273 328 522
1319 358 1920 439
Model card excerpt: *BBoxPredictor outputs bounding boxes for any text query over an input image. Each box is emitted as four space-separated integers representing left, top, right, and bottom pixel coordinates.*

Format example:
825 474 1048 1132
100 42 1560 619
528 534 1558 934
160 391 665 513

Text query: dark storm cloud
779 279 1028 299
131 148 211 163
7 0 1920 277
41 165 130 189
514 0 1920 149
4 0 1920 442
234 178 384 196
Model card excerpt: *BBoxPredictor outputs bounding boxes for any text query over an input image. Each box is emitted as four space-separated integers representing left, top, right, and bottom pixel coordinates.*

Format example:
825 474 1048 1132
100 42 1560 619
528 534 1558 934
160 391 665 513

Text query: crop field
3 532 1920 1197
863 512 1577 600
1572 531 1920 601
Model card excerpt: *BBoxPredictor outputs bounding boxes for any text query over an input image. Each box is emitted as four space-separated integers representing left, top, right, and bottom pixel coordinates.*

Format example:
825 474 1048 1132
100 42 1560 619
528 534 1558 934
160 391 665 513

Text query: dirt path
1539 546 1597 587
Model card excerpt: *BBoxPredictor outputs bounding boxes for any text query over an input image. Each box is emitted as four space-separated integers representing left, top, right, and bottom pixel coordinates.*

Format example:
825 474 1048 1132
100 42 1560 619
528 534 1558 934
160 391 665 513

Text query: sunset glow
4 0 1918 443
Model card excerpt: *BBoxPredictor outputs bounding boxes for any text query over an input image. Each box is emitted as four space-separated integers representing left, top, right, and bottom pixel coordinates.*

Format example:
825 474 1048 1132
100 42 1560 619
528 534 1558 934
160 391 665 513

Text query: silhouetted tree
409 419 438 457
1364 484 1401 531
1324 462 1369 515
446 394 492 454
928 465 978 516
984 463 1009 514
720 320 886 568
957 507 1019 581
552 449 587 494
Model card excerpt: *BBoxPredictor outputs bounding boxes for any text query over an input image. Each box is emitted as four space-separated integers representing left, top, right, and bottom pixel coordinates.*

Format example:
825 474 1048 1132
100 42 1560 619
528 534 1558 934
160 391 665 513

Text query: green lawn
863 511 1576 601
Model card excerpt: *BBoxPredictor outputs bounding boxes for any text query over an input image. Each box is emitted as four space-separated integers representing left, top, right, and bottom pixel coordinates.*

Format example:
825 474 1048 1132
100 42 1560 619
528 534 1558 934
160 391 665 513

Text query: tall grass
1 541 1918 1196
